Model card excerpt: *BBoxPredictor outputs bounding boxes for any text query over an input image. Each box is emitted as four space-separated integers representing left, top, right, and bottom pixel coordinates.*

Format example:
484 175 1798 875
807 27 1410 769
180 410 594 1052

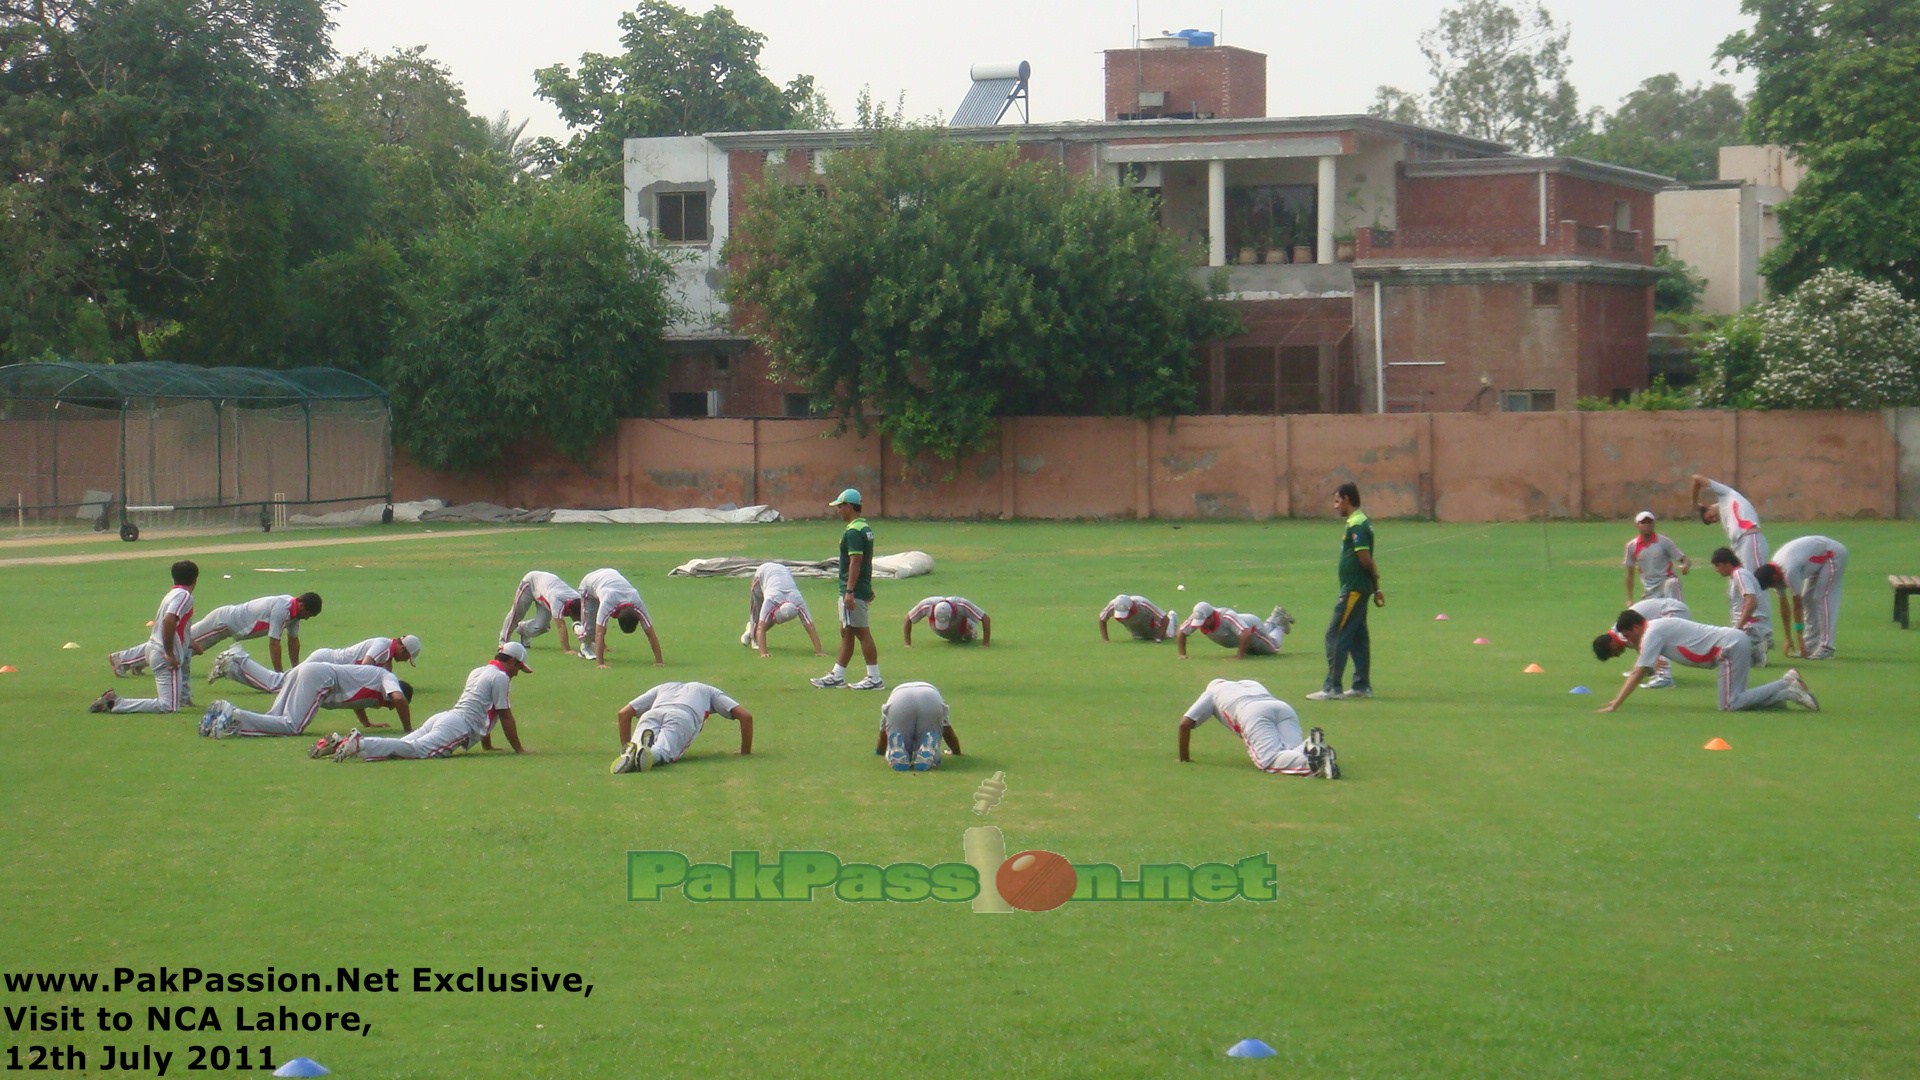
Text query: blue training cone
273 1059 330 1078
1227 1038 1277 1058
1569 686 1592 694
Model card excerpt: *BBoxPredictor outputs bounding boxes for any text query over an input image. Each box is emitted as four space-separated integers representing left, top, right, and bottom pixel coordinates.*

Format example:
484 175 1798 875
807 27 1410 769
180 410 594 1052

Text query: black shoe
1304 727 1340 780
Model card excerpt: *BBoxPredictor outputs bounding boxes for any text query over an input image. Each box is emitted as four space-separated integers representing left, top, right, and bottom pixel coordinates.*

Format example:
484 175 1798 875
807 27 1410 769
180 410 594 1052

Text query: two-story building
625 36 1668 417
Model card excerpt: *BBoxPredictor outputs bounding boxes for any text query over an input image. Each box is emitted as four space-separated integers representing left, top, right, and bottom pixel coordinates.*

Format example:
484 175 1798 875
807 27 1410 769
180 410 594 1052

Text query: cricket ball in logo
996 850 1077 911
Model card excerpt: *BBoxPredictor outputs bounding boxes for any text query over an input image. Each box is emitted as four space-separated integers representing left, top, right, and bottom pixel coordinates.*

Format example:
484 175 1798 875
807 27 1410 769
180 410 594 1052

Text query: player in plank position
201 662 412 738
1177 678 1339 779
208 634 420 693
1098 594 1173 642
741 562 823 657
1624 511 1690 605
114 592 322 678
1691 474 1770 575
501 570 583 651
320 642 531 762
1754 535 1849 660
90 560 198 715
1709 547 1773 666
1175 602 1293 660
610 681 753 773
872 681 963 771
1608 595 1689 689
577 567 663 668
903 596 991 647
1591 611 1817 714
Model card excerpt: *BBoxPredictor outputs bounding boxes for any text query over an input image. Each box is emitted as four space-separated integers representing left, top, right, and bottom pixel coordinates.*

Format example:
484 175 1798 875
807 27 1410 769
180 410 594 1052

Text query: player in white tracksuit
1623 595 1690 688
610 681 753 773
742 563 823 657
873 681 963 771
1710 547 1773 666
211 634 421 693
578 568 663 668
91 561 198 715
203 662 411 738
903 596 991 646
1175 601 1292 659
115 592 322 677
1098 594 1172 642
1692 475 1770 575
501 570 582 650
1177 678 1337 778
1594 612 1816 714
1756 535 1849 660
323 644 531 762
1623 511 1690 604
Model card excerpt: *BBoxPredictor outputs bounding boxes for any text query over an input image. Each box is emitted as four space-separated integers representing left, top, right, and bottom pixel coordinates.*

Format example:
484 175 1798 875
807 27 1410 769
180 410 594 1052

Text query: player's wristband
1793 622 1805 631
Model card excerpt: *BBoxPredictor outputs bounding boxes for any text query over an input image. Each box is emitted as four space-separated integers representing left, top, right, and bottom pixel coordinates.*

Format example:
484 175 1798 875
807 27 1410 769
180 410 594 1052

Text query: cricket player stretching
91 560 197 714
1620 596 1689 688
742 563 823 657
1710 547 1773 666
1308 482 1383 701
322 643 530 762
1691 475 1770 576
202 663 411 738
811 488 883 690
1755 535 1849 660
903 596 991 646
112 592 322 679
1098 595 1172 642
577 568 663 668
210 634 420 693
1592 612 1816 714
1178 678 1338 779
501 570 582 651
872 681 963 771
1624 510 1690 605
1175 602 1292 659
611 681 753 773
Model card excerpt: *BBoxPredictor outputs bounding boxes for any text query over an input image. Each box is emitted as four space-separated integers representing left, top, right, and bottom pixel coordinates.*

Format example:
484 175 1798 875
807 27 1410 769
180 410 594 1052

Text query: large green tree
534 1 825 184
728 129 1239 462
387 181 679 471
1719 0 1920 299
0 0 336 362
1693 269 1920 408
1563 74 1747 181
1370 0 1588 153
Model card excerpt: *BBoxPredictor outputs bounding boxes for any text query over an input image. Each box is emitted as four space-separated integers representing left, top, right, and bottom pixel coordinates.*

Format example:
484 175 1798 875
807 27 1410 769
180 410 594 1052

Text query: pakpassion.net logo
625 772 1278 913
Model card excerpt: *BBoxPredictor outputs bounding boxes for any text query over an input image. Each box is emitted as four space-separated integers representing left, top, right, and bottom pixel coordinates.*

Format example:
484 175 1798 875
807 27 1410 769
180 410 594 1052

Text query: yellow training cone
62 642 80 649
1704 738 1732 751
1523 663 1544 673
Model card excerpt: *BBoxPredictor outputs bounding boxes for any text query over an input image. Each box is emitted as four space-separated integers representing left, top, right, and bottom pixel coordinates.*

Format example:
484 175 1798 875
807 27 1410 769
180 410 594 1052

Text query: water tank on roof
1174 28 1215 47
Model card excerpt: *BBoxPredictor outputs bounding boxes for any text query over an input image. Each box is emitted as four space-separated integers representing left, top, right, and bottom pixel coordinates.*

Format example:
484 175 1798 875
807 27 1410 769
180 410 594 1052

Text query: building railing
1358 223 1646 262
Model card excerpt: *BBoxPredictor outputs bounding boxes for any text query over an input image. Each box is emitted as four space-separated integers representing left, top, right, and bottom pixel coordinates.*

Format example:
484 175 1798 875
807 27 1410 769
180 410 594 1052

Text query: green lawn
3 518 1917 1078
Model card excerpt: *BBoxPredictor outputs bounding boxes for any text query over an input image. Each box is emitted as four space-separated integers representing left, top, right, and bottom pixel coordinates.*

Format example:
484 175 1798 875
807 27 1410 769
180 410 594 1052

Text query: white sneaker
1305 690 1342 701
1639 674 1674 689
1342 688 1372 699
612 731 655 774
810 671 846 688
1783 668 1819 712
332 729 363 762
309 732 346 759
847 675 885 691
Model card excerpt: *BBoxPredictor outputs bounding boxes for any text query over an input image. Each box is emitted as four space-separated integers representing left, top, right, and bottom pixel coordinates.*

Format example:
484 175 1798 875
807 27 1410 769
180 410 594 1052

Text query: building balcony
1192 263 1356 297
1357 222 1649 263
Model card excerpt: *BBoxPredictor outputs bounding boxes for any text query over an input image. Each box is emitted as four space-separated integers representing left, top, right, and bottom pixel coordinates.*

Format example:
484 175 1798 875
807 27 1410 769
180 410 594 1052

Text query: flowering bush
1692 270 1920 410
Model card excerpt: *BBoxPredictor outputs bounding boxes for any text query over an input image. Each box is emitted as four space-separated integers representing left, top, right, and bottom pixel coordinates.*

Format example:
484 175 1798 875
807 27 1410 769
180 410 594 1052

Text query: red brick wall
1576 283 1654 400
1103 46 1267 120
1373 281 1578 412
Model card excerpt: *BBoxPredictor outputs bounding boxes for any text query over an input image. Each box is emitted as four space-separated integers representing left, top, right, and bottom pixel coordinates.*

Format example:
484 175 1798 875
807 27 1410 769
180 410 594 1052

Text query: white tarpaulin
549 506 781 524
668 551 935 580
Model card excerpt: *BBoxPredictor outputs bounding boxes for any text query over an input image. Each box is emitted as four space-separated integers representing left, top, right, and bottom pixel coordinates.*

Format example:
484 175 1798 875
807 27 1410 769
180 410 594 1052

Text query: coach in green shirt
1307 482 1385 701
811 488 885 690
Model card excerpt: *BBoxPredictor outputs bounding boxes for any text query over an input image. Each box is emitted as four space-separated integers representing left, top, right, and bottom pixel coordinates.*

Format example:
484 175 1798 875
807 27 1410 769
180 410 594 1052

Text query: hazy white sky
329 0 1754 143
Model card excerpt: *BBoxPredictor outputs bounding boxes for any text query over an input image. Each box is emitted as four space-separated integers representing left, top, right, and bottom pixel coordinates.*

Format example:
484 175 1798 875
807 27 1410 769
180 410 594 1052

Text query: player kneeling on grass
611 682 752 774
1099 594 1172 642
1177 678 1338 778
872 681 963 772
903 596 990 647
1612 596 1689 689
209 634 421 693
201 662 412 738
1175 601 1292 660
742 563 823 658
1592 611 1817 714
90 559 198 715
317 642 531 762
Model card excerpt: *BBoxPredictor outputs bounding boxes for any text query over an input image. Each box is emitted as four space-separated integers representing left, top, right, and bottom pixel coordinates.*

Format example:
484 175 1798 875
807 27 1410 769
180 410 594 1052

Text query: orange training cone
1703 738 1731 751
0 665 15 674
1473 637 1491 645
1522 663 1544 673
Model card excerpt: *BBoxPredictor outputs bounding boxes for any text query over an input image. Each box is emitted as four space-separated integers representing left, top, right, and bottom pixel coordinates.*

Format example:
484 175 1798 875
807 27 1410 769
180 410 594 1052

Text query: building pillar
1208 160 1226 267
1317 155 1337 264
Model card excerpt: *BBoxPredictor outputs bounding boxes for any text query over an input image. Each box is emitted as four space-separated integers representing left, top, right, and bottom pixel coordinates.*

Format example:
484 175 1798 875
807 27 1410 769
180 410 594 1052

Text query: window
1502 390 1556 412
1531 282 1560 307
783 394 814 418
656 191 708 243
712 354 730 376
1614 200 1632 231
667 392 712 417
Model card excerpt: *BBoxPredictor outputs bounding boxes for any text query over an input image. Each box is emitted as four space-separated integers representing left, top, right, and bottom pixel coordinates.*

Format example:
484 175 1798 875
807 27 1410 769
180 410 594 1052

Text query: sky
328 0 1756 143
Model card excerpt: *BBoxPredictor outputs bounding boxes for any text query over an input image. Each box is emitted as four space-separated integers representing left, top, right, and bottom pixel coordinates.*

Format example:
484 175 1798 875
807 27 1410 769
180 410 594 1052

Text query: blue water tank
1175 28 1216 47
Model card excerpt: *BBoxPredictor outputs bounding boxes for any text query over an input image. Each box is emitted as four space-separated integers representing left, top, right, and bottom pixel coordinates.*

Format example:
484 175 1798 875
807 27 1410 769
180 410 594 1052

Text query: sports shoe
88 689 117 713
913 729 941 771
611 736 650 775
199 702 222 737
1305 689 1342 701
1270 606 1296 633
1783 668 1819 712
206 648 231 684
1342 687 1372 699
740 624 755 647
810 671 847 688
576 640 597 661
210 701 239 739
635 729 657 771
848 675 885 691
331 729 363 762
1303 727 1341 780
108 653 136 678
1639 674 1674 689
885 729 910 771
309 732 346 759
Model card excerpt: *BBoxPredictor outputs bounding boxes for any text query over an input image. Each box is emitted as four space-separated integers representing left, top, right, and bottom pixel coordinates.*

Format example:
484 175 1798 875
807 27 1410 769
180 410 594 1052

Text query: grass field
3 517 1918 1078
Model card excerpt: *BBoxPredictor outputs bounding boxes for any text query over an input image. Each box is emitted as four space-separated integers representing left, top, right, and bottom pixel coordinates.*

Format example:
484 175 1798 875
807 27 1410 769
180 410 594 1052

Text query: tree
1369 0 1588 153
534 1 826 184
1719 0 1920 299
1562 74 1747 181
387 181 679 472
1692 269 1920 409
728 128 1240 462
1653 249 1708 314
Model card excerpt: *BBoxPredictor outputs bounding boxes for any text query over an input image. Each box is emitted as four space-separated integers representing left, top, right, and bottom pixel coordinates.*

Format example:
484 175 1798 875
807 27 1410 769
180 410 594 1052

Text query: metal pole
50 402 60 514
215 400 223 507
304 400 313 504
383 398 394 521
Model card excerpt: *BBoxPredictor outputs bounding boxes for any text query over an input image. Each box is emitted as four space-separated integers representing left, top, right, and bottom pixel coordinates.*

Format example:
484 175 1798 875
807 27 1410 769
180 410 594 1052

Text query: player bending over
1178 678 1338 778
872 681 963 771
611 681 753 774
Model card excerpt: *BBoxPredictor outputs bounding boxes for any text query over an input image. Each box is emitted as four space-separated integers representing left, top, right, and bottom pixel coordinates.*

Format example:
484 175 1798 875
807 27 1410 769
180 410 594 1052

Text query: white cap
1110 596 1134 620
398 634 422 665
1190 601 1216 623
932 600 954 631
769 601 800 625
1635 510 1656 523
498 640 533 671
